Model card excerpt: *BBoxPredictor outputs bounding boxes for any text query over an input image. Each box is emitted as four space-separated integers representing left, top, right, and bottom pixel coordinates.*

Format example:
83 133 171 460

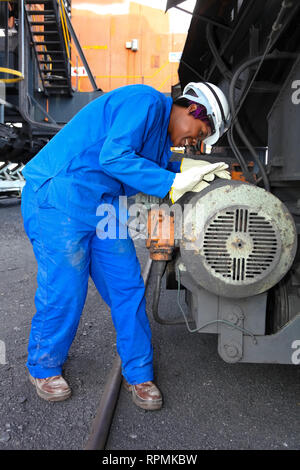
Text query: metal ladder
24 0 72 95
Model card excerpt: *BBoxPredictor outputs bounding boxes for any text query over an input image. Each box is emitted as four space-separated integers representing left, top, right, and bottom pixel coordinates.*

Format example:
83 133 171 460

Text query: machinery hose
205 23 285 94
227 125 255 184
0 67 24 83
227 1 298 191
206 23 232 82
228 52 298 191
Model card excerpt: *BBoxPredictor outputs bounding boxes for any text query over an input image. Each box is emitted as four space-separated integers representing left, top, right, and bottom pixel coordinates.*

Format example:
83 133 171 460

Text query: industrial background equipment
0 0 102 196
145 0 300 365
1 0 300 365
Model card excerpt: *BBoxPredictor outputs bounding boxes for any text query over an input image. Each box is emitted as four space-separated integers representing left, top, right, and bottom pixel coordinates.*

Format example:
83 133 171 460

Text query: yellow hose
0 67 24 83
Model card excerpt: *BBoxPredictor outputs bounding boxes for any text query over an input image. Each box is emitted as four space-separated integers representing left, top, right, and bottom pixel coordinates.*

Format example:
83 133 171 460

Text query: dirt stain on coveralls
65 240 87 270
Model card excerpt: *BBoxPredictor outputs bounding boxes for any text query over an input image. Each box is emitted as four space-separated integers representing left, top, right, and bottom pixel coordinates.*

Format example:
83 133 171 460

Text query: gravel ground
0 197 299 451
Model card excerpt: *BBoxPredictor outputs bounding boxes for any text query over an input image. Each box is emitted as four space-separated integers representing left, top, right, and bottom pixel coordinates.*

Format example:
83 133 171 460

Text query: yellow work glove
180 158 231 182
169 162 229 203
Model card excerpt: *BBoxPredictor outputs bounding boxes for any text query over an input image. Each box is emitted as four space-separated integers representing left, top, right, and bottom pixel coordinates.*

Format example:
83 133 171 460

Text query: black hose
229 52 299 122
205 23 280 93
206 23 232 82
204 6 298 189
226 0 299 190
228 52 298 191
234 117 270 191
227 125 256 185
227 68 256 184
152 261 169 325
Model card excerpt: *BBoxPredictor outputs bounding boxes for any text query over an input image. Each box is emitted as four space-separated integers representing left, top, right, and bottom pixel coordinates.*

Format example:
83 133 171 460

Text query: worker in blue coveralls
21 82 231 410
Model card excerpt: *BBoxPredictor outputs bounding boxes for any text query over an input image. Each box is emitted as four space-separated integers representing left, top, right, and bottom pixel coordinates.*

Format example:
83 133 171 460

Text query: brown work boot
123 379 163 411
29 373 71 402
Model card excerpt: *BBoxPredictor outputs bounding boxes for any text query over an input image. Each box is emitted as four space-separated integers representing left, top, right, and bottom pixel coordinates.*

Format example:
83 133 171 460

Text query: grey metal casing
179 180 297 299
176 264 300 365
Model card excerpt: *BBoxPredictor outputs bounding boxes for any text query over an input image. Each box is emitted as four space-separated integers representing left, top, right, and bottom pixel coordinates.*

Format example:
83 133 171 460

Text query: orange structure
70 0 190 93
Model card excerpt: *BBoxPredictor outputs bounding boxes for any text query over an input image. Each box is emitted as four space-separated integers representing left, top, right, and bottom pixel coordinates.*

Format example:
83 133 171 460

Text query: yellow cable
157 73 172 91
0 67 24 83
82 45 108 50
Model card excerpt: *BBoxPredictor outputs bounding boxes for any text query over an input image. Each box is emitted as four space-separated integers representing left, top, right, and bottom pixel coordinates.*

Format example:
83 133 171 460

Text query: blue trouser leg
21 183 91 378
90 233 154 385
21 184 154 383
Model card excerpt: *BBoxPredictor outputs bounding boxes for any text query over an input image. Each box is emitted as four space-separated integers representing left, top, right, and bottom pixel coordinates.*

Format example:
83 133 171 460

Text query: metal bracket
218 299 244 363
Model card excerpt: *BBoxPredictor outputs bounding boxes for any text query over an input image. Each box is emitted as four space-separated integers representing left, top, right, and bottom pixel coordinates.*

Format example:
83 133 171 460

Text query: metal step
39 60 65 63
41 69 67 72
37 50 65 54
43 76 68 81
29 21 57 25
34 41 61 45
32 31 60 35
25 10 56 15
25 1 73 96
25 0 49 3
44 85 69 89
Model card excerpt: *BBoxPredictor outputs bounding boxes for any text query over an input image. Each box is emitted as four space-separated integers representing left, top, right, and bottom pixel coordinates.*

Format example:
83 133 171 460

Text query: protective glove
181 158 231 182
169 162 229 203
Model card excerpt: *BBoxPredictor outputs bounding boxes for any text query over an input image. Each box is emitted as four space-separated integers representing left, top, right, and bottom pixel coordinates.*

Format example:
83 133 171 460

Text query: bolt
227 313 239 324
224 344 238 358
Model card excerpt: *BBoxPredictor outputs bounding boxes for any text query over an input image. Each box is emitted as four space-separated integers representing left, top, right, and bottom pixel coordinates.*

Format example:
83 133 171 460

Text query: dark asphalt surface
0 197 299 450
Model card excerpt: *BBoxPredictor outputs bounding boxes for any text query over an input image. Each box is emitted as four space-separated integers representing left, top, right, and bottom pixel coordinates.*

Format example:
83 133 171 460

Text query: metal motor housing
179 180 297 299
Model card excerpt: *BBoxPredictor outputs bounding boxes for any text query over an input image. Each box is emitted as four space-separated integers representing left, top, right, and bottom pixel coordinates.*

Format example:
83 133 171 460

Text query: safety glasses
206 114 216 136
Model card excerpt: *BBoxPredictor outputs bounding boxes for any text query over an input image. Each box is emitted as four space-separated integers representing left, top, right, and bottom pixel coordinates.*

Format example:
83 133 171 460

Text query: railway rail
84 258 153 451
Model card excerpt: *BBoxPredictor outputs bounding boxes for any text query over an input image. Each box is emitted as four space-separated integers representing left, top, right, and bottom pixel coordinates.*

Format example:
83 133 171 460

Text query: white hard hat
180 81 231 145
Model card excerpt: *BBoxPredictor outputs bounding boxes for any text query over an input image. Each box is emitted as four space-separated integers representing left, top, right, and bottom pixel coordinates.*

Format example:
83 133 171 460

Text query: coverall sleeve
99 94 176 198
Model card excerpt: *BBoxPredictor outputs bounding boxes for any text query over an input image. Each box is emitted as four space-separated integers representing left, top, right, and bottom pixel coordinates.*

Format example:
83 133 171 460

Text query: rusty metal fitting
230 161 255 182
146 207 175 260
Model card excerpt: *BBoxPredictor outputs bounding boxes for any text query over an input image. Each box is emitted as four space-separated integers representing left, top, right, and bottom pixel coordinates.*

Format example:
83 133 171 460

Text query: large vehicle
146 0 300 365
1 0 300 365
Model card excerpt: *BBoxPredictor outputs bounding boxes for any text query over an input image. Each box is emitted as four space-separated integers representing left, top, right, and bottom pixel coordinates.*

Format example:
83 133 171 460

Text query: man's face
168 104 212 147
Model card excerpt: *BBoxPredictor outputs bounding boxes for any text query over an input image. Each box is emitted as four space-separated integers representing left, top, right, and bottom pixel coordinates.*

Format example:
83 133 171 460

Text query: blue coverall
21 84 180 384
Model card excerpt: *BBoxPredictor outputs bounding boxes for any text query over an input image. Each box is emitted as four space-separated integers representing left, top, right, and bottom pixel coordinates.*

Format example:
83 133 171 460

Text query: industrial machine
145 0 300 365
1 1 299 364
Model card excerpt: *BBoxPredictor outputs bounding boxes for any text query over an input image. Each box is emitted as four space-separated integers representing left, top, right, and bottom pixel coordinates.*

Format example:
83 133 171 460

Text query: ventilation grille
203 208 280 282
